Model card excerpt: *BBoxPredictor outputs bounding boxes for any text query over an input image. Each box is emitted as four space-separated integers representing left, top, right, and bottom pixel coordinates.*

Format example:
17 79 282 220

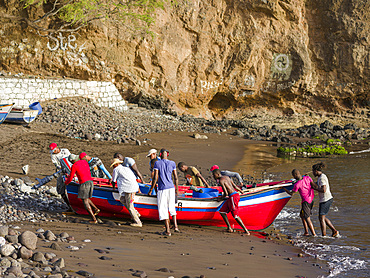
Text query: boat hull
67 179 293 231
5 108 38 124
0 104 14 124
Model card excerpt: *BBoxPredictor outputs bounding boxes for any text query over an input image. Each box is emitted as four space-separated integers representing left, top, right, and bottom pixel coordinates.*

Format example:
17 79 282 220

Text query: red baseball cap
79 152 87 160
49 143 57 153
210 165 219 172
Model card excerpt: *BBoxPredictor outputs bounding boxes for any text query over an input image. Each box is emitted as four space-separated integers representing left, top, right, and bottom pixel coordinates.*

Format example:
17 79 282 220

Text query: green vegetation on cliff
20 0 166 34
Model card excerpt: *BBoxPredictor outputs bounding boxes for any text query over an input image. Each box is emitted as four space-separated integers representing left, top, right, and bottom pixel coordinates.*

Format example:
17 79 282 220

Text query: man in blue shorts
148 148 179 236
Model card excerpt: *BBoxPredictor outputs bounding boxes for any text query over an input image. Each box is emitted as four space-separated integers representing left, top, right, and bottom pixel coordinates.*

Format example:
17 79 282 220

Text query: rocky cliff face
0 0 369 121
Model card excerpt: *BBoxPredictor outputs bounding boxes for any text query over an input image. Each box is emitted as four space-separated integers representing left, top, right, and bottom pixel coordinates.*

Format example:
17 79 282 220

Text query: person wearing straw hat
111 158 142 227
210 165 244 187
113 153 145 183
65 154 100 224
148 148 179 236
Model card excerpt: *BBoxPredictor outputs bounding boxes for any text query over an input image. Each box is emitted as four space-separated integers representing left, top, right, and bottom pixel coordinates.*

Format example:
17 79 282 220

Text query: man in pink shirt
283 169 317 236
65 154 100 223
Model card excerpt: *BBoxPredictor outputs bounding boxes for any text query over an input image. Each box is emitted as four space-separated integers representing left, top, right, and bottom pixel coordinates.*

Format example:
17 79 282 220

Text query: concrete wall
0 77 127 111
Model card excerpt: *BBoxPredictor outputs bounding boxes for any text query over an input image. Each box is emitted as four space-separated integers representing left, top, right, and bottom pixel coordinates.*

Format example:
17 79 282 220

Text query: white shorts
157 188 177 221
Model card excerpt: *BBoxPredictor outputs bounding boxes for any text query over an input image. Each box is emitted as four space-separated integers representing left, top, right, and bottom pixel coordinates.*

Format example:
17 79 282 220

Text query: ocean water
233 143 369 277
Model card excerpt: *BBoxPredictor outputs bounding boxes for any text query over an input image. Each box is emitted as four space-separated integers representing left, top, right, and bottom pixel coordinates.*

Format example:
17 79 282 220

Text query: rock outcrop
0 0 368 120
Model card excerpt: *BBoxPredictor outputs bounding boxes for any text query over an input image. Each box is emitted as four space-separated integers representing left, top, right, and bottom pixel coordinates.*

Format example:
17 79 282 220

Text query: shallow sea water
234 144 369 277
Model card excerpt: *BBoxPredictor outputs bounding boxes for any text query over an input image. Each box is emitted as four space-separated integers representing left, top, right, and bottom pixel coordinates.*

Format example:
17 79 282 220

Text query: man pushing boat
212 169 250 235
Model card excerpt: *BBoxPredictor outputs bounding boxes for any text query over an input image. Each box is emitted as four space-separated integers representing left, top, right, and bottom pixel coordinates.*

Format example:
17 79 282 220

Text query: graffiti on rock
270 53 292 81
200 78 223 94
47 33 79 51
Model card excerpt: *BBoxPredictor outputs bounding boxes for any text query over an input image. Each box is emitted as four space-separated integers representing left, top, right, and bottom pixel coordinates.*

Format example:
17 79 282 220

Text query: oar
242 181 293 194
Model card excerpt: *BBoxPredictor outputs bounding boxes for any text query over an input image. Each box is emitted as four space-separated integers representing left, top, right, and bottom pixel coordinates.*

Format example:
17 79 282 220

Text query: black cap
159 148 169 156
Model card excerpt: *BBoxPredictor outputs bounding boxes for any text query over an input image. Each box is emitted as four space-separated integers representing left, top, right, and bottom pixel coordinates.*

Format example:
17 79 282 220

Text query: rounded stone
0 244 15 257
19 231 37 250
18 246 33 260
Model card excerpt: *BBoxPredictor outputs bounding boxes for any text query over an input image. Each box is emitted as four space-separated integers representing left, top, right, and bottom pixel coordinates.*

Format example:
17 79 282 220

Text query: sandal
158 231 171 236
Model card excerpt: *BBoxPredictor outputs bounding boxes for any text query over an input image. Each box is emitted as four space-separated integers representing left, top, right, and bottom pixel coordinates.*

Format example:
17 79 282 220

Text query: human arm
64 164 76 185
310 180 325 193
51 155 62 171
231 179 243 193
98 163 112 179
111 168 117 189
173 169 179 195
222 170 243 186
195 172 210 188
130 163 144 183
282 187 293 196
217 179 228 201
148 169 158 196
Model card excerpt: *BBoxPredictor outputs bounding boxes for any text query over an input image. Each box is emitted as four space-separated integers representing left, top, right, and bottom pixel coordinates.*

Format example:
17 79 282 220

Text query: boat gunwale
67 180 293 202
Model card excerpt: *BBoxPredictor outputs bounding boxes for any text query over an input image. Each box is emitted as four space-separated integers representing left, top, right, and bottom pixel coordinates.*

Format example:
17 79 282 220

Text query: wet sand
0 123 328 277
20 219 327 278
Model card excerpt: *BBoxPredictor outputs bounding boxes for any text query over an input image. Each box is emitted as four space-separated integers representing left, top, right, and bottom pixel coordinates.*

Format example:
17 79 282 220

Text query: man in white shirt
49 143 73 211
111 158 142 227
113 153 145 183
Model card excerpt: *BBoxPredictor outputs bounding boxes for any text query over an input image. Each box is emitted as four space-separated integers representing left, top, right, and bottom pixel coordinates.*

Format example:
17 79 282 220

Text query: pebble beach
0 98 369 277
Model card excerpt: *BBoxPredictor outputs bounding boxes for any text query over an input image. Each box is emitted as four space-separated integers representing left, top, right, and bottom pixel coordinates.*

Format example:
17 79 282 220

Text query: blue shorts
319 198 333 215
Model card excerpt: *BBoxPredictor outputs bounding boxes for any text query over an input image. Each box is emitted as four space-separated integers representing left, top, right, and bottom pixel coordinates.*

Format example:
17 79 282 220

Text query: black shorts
78 180 94 199
319 198 333 216
300 201 314 219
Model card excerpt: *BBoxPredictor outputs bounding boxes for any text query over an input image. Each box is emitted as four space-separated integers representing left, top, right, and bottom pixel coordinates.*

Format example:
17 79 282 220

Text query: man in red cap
65 155 100 223
49 143 73 211
210 165 244 188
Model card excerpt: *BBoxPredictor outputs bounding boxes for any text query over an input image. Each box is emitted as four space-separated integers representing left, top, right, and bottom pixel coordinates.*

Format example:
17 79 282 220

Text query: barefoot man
283 169 317 236
212 169 250 234
148 148 179 236
65 154 100 224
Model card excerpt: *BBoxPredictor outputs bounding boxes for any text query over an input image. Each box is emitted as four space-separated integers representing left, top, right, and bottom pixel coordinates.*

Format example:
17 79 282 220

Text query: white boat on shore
5 107 39 124
0 104 14 124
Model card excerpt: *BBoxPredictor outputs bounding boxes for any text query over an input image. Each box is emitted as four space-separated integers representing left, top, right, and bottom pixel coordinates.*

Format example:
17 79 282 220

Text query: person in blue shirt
80 152 112 180
148 148 179 236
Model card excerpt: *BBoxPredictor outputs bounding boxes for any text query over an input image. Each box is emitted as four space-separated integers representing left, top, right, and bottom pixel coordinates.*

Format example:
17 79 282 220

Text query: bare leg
301 215 310 236
235 216 250 235
164 219 171 235
172 215 179 231
82 198 97 222
220 213 233 232
88 199 99 214
306 216 317 236
321 215 337 236
319 215 327 236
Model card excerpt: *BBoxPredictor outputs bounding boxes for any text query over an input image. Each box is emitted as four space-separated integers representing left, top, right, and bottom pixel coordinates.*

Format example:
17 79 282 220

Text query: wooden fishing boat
0 104 14 124
5 107 39 124
67 178 294 231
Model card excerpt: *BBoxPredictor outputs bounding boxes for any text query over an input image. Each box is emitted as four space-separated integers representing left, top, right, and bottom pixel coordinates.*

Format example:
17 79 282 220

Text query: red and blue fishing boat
0 104 14 124
67 178 294 231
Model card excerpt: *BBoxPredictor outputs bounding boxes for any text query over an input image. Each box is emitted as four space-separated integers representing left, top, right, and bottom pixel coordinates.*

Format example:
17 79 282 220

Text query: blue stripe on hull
67 183 293 213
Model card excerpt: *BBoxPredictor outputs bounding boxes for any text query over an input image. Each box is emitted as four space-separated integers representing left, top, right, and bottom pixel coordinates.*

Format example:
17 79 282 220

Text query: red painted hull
67 179 293 231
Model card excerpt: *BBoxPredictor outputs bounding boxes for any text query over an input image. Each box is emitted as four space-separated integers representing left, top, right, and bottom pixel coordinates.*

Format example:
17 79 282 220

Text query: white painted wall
0 77 127 111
